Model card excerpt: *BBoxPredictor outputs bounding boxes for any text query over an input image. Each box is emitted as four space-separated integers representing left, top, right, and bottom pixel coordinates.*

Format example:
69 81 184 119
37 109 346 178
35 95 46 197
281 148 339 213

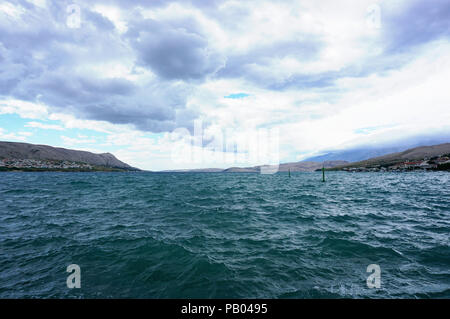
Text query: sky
0 0 449 170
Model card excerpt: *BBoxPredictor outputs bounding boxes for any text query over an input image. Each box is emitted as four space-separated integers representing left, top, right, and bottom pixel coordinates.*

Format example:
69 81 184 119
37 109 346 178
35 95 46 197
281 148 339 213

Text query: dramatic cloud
127 17 225 80
382 0 450 53
1 0 449 169
0 0 198 132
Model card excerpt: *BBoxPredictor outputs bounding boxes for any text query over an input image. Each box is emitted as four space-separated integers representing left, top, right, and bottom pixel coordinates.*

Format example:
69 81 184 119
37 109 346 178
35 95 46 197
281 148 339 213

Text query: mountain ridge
304 134 450 162
329 142 450 170
0 141 138 170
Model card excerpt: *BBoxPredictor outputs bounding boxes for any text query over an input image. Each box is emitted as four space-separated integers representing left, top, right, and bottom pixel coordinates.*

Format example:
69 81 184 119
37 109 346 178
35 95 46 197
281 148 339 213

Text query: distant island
326 143 450 172
0 141 139 172
161 161 348 173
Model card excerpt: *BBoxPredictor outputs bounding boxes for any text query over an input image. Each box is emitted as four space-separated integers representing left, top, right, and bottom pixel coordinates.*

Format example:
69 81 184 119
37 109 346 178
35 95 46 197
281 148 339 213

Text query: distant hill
305 147 408 163
0 141 138 170
161 160 348 173
305 134 450 162
224 160 348 173
331 143 450 169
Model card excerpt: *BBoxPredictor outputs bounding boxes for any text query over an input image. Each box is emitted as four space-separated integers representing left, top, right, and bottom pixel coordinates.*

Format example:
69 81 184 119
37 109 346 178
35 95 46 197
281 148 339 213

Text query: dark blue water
0 171 449 298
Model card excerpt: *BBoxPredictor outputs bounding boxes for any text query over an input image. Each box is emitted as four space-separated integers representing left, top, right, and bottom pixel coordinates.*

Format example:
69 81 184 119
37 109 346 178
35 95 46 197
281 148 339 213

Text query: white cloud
0 128 29 142
26 121 64 130
1 0 449 170
61 135 97 146
0 100 48 119
278 40 450 155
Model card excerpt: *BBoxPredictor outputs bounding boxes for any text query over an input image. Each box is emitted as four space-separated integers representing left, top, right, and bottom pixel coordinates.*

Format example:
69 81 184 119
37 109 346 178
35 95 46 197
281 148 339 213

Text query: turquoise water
0 171 449 298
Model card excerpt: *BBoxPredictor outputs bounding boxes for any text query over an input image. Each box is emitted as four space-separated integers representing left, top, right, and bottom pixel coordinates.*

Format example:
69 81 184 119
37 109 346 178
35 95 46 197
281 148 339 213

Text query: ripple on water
0 171 449 298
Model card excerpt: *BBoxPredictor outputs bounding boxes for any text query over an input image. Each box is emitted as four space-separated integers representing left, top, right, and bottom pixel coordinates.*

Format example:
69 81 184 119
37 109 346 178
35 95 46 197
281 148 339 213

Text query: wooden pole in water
289 168 291 178
322 165 325 182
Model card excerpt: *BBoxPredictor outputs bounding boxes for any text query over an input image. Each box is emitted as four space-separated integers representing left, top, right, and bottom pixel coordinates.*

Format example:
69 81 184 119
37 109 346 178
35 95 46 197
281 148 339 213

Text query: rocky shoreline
0 158 133 172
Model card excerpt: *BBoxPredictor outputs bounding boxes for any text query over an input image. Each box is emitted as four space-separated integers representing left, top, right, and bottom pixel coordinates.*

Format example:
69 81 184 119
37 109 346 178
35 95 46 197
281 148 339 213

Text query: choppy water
0 171 449 298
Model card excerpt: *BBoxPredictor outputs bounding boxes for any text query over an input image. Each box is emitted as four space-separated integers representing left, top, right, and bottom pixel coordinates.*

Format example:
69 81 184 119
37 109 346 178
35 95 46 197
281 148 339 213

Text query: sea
0 171 449 298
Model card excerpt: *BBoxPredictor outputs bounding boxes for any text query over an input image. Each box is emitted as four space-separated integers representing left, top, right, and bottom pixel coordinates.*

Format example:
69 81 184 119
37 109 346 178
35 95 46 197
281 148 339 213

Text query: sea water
0 171 449 298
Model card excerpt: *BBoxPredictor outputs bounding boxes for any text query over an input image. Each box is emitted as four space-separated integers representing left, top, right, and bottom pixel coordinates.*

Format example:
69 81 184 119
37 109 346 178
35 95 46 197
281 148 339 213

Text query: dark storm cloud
382 0 450 53
13 72 135 104
74 82 192 132
0 0 198 132
127 17 224 80
216 38 324 89
214 0 450 90
1 0 449 133
11 67 191 132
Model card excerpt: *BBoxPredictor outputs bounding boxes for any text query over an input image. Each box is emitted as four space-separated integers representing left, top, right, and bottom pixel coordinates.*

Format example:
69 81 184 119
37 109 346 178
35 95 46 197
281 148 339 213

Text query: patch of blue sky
0 113 169 156
0 113 27 132
0 113 107 148
224 93 250 99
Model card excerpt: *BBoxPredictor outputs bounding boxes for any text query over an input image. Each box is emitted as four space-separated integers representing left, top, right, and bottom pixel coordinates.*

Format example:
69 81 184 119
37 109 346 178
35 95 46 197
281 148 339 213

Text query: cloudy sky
0 0 449 170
